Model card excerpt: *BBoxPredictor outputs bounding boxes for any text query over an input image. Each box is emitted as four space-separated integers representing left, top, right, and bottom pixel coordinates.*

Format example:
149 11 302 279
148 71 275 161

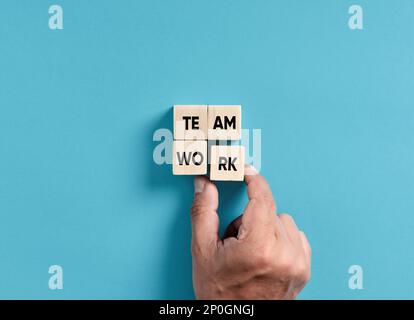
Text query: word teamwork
172 105 245 181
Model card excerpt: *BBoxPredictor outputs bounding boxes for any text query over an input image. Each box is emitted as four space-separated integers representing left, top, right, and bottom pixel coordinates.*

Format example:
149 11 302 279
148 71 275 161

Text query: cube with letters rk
210 145 245 181
172 140 207 175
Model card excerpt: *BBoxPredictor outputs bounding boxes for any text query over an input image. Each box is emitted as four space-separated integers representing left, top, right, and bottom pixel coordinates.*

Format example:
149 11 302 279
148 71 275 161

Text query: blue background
1 0 413 299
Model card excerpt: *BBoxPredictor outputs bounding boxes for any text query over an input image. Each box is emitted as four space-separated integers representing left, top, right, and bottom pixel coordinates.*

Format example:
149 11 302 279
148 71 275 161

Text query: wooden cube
210 145 245 181
172 140 207 175
208 105 241 140
174 105 208 140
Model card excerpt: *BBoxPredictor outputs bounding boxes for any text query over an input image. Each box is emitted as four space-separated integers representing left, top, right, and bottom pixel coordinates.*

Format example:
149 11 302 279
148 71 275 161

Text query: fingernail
194 176 206 194
245 165 259 176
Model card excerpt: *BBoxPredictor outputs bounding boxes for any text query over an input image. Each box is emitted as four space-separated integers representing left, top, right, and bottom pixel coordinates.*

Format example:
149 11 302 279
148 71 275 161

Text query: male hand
190 166 311 299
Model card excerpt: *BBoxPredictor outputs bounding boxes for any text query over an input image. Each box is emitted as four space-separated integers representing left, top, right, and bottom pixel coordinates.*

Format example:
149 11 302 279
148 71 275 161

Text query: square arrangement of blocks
172 105 245 181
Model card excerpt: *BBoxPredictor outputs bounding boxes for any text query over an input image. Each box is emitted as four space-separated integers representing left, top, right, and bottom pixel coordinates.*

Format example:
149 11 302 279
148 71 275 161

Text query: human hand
190 167 311 299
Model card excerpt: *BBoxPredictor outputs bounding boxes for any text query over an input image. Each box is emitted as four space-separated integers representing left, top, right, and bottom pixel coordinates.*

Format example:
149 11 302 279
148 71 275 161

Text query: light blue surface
1 0 413 299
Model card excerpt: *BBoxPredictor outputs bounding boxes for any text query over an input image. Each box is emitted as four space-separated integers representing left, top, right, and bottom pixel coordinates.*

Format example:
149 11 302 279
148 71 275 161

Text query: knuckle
258 196 276 212
277 251 296 274
306 239 312 256
284 248 310 283
279 213 293 222
190 202 205 219
190 242 200 257
267 200 277 212
251 244 276 269
303 268 311 283
294 260 310 282
191 241 209 261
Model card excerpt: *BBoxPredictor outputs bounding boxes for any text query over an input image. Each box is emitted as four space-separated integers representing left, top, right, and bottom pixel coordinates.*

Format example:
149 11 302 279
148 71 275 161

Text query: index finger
238 166 279 239
244 166 276 212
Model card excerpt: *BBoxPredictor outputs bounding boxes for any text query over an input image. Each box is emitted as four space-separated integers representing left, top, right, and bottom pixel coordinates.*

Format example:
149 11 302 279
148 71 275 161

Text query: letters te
182 116 199 130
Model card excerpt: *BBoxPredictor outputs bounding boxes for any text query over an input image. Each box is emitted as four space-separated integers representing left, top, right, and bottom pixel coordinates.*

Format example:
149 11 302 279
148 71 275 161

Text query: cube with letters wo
174 105 208 140
210 145 245 181
172 140 207 175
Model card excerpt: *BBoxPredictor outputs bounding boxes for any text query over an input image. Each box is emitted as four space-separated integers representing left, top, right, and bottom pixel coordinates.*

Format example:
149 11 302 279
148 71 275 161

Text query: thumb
190 176 220 256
